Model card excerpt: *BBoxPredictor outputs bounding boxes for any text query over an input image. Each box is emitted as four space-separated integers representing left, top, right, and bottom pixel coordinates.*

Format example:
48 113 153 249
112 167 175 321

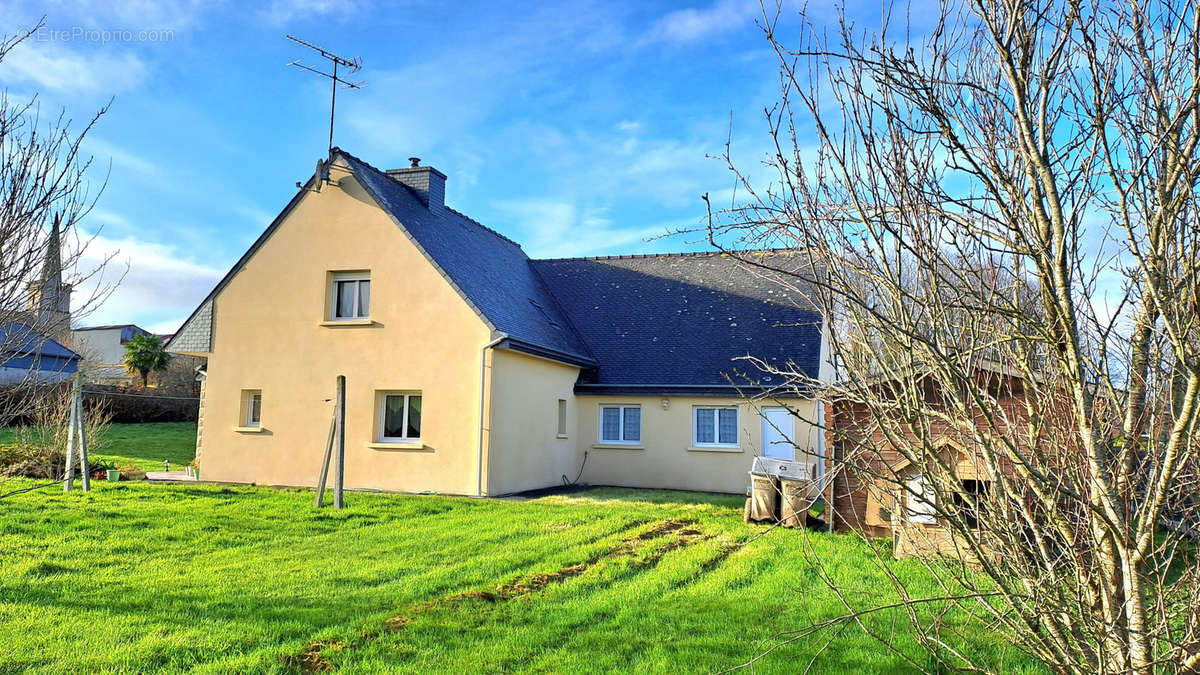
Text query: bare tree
0 20 115 426
709 1 1200 672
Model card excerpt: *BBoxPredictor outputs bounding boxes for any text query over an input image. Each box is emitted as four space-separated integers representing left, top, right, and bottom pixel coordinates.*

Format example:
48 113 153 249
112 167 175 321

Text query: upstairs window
330 272 370 320
599 405 640 444
379 392 421 442
694 407 738 447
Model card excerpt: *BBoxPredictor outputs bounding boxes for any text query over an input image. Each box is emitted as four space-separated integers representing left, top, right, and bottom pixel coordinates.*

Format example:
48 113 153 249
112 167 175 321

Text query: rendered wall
198 167 492 494
483 349 582 496
575 395 822 494
71 328 126 365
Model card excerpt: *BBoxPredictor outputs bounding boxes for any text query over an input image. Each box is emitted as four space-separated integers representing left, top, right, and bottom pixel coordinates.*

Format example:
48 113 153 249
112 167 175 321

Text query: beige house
168 150 830 496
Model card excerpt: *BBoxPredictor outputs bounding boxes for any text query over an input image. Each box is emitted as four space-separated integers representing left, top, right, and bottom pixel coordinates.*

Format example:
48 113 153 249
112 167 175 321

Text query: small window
599 405 640 444
379 392 421 442
557 399 567 437
242 389 262 427
906 474 937 524
694 407 738 447
953 479 989 529
330 272 370 320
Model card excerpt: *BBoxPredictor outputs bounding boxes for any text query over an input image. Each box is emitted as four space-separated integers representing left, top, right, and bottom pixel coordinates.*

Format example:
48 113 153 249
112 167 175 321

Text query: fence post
63 373 80 492
76 383 90 492
334 375 346 509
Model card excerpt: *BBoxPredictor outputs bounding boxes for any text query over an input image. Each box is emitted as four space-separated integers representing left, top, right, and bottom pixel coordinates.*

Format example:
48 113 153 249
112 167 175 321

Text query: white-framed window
329 272 371 320
906 474 938 524
241 389 262 427
599 405 640 444
557 399 568 437
378 392 422 442
694 406 738 447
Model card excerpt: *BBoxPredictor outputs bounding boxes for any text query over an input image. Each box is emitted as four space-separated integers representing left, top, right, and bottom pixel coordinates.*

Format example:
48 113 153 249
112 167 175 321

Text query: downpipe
476 334 507 497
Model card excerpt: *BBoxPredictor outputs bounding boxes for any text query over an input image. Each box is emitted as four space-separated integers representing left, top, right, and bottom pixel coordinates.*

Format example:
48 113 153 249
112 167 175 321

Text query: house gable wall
198 172 492 494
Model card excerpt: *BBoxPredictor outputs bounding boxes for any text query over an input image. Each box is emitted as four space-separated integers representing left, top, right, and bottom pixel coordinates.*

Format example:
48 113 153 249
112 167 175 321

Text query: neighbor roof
74 324 144 331
0 322 80 360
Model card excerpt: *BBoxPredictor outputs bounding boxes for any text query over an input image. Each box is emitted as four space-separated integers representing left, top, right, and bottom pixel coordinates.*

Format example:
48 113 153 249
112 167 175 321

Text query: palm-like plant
122 334 170 388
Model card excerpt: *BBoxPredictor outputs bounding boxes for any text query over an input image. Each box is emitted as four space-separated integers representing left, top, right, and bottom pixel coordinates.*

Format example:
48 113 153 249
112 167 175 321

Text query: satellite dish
314 159 328 192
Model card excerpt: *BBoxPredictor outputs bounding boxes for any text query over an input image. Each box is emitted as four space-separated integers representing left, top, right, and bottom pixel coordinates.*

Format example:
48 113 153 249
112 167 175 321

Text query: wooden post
314 414 336 507
63 373 80 492
76 385 90 492
334 375 346 509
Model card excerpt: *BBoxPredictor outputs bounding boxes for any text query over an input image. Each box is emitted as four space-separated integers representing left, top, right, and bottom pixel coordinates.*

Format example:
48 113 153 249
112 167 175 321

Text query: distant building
23 215 73 347
0 215 81 385
71 324 153 383
0 322 79 385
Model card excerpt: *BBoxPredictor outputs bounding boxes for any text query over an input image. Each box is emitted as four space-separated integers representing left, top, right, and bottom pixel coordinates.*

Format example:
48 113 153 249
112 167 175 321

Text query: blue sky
0 0 834 333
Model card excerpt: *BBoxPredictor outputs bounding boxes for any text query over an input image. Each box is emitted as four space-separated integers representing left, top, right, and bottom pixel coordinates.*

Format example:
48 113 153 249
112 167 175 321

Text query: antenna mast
286 34 364 154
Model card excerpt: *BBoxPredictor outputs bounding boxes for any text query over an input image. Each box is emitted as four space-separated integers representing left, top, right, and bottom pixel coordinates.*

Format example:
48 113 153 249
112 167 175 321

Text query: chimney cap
409 157 421 167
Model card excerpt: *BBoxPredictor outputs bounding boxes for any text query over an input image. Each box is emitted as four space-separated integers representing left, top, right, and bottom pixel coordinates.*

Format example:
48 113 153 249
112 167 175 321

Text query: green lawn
0 421 197 472
0 424 1041 673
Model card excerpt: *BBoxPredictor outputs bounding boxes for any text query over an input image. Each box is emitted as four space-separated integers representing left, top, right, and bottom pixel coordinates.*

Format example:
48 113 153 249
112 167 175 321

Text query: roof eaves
573 383 812 398
496 338 597 369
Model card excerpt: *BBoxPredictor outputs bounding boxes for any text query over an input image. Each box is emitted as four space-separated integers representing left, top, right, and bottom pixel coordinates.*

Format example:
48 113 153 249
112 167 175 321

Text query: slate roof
336 150 595 365
168 149 825 394
531 253 823 393
74 324 151 344
0 322 80 360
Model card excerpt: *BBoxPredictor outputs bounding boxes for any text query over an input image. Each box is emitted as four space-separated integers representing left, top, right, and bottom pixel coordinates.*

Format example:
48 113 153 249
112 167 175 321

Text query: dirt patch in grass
282 639 346 673
284 518 711 673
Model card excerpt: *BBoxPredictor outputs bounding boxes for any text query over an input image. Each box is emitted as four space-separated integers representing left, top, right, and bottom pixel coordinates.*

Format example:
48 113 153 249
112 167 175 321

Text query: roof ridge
531 247 802 263
332 147 523 249
443 205 522 248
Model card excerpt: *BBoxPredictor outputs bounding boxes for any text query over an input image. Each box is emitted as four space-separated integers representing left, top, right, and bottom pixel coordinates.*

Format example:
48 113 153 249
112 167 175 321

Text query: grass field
0 424 1042 673
0 421 197 472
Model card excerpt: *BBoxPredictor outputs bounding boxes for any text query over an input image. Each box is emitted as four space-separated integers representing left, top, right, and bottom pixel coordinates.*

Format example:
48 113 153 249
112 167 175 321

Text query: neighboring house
72 324 152 384
824 365 1026 556
71 325 204 391
0 322 80 385
168 149 833 496
72 324 153 365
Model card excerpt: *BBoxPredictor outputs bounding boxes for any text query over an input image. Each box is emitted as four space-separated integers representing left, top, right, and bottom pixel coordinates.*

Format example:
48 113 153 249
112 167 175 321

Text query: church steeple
27 213 73 345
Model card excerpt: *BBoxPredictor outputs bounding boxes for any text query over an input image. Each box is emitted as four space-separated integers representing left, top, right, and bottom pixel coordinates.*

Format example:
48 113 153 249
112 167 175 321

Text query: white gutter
476 334 507 497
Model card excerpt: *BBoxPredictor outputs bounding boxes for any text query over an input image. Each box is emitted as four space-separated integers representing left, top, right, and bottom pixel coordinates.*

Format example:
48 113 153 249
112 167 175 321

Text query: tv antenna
286 34 364 155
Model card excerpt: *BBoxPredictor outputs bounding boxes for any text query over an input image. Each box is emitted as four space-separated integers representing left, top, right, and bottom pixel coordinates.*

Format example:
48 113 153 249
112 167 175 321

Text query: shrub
0 443 64 479
118 465 146 481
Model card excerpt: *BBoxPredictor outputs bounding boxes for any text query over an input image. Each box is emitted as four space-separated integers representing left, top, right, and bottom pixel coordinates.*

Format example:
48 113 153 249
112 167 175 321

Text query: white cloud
21 0 210 30
493 199 672 259
67 231 224 331
83 137 159 175
0 41 147 95
260 0 365 25
645 0 760 46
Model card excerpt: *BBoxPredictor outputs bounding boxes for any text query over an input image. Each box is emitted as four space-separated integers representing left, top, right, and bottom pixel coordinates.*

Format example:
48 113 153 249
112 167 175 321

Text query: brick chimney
386 157 446 210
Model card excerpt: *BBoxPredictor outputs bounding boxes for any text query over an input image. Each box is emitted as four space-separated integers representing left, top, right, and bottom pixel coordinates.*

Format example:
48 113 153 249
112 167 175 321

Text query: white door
761 407 794 460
